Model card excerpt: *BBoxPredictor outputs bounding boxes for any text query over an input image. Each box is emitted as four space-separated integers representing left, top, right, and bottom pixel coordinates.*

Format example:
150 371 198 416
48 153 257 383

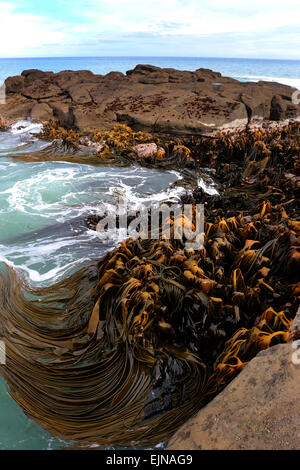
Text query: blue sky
0 0 299 59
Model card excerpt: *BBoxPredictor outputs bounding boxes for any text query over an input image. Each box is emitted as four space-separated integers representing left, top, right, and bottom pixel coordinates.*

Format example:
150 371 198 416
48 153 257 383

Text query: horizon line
0 55 300 62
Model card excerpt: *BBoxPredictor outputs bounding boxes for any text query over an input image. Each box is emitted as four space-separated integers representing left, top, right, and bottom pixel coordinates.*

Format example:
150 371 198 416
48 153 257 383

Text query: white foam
10 120 43 135
197 176 219 195
0 254 90 283
235 75 300 90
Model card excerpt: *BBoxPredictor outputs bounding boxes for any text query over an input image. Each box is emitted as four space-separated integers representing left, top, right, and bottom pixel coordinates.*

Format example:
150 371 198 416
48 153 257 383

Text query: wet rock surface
168 343 300 450
1 65 299 134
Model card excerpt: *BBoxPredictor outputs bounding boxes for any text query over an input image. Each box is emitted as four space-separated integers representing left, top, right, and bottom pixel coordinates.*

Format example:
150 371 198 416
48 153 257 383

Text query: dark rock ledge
0 64 299 135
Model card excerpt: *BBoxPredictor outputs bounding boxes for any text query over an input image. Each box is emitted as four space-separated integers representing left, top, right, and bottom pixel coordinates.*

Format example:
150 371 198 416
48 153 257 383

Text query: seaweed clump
39 121 197 168
0 117 7 131
40 119 80 144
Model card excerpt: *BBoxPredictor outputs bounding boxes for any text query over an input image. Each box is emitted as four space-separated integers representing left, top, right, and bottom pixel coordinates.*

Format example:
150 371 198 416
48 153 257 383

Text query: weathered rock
5 75 25 93
53 70 102 91
133 143 158 158
21 69 53 80
71 106 104 133
126 64 161 75
50 102 74 128
30 102 53 121
239 89 271 121
0 95 35 124
167 343 300 450
67 84 93 104
1 65 299 134
22 79 62 100
78 137 105 152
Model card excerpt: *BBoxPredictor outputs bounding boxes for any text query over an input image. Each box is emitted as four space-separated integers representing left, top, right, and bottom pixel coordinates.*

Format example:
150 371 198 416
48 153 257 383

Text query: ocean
0 56 300 89
0 56 299 450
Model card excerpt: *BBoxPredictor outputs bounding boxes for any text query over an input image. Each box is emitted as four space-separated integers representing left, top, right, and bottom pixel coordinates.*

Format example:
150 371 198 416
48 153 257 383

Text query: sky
0 0 299 59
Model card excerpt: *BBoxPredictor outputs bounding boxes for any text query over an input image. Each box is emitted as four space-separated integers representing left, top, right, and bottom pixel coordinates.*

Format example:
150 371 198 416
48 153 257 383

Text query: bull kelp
0 121 299 448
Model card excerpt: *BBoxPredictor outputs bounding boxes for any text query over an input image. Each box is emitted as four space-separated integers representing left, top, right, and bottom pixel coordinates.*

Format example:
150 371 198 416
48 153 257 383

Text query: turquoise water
0 377 67 450
0 57 300 88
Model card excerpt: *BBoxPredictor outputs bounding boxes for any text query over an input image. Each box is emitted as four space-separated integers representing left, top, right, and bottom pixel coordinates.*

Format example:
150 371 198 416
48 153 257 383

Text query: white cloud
0 2 69 56
0 0 299 58
83 0 300 35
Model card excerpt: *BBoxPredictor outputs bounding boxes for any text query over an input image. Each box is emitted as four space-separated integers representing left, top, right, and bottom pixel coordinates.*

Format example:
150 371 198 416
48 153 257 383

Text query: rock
167 343 300 450
67 84 93 104
133 143 158 158
270 95 288 120
78 137 105 153
0 95 35 124
0 65 299 134
196 68 222 78
30 102 53 121
270 95 299 121
126 64 161 75
53 70 101 91
139 72 169 85
21 69 52 80
22 79 62 100
51 102 74 128
5 75 25 93
71 106 103 133
239 89 270 121
103 71 125 81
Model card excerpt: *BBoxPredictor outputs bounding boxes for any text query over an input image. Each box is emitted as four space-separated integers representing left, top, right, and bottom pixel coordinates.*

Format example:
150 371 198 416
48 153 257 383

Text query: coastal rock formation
1 65 299 135
167 343 300 450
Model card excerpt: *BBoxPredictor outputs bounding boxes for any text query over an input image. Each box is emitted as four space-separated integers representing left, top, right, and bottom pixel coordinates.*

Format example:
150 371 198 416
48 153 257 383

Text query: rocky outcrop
167 342 300 450
0 65 299 135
